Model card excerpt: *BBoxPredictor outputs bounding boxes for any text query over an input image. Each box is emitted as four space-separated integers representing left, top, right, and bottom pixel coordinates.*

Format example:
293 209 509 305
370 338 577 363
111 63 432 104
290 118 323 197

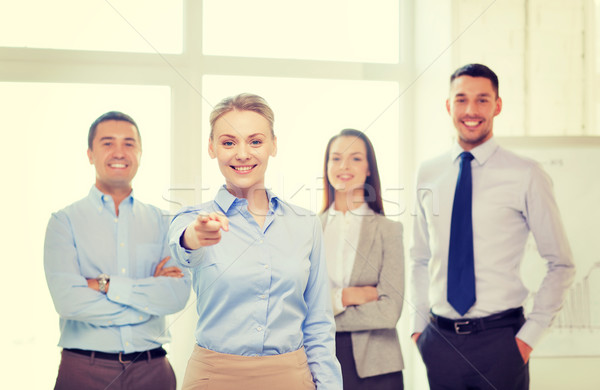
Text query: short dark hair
450 63 499 97
88 111 140 149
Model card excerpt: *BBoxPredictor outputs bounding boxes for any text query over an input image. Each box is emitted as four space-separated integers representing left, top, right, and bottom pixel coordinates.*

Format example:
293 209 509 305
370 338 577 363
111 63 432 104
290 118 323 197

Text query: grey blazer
320 212 405 378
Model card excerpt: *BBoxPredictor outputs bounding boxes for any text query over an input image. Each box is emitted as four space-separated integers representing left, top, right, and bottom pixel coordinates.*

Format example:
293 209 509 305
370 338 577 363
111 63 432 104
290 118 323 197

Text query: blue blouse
168 186 342 389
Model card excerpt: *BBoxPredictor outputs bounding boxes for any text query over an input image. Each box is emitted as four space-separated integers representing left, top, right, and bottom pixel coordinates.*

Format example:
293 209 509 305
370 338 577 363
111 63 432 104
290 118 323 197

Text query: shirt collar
451 136 499 166
88 185 135 214
327 202 373 220
214 185 280 214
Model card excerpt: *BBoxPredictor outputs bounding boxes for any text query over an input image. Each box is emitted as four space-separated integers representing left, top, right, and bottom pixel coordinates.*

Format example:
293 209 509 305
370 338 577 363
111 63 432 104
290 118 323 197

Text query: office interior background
1 0 599 389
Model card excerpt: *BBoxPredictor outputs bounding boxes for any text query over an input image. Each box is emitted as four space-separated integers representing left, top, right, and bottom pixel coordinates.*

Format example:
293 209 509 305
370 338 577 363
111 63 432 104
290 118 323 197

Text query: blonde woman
168 93 342 390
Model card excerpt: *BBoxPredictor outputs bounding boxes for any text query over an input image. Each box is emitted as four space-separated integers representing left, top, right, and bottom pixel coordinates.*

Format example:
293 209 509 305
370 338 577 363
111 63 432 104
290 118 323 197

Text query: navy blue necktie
447 151 476 316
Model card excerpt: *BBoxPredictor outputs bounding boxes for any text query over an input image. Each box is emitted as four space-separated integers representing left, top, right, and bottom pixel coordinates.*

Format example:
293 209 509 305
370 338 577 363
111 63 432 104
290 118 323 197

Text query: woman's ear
271 136 278 157
208 138 216 159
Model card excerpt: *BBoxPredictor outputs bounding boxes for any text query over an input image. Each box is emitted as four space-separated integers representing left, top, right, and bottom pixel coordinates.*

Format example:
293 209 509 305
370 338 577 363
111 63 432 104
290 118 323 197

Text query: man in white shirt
410 63 575 389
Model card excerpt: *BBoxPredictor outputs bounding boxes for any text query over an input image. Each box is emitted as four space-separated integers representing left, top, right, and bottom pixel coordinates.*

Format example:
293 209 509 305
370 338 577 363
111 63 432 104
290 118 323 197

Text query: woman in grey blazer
320 129 405 389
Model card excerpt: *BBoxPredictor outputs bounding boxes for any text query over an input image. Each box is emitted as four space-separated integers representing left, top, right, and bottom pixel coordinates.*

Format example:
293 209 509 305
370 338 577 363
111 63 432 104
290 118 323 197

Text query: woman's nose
236 144 250 160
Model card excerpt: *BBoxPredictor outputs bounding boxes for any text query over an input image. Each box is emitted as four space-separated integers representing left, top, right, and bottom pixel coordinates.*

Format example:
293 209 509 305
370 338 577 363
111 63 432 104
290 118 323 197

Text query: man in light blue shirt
44 111 191 390
410 64 575 390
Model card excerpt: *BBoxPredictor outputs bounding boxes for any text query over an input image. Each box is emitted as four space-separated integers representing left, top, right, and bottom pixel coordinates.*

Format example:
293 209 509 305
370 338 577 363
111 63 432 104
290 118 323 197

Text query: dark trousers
336 332 404 390
54 349 176 390
416 316 529 390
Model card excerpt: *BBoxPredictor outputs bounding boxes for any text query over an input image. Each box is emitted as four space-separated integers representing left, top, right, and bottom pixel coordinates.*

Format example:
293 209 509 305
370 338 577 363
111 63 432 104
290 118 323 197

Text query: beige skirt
182 345 316 390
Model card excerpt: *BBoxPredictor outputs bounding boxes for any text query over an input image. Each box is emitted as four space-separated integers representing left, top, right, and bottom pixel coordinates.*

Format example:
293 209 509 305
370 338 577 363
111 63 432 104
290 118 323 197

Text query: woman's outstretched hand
182 212 230 250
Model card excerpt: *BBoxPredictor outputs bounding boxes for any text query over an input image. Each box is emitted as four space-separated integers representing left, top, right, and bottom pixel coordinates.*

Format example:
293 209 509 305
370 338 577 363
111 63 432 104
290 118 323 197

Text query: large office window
0 0 183 53
203 0 400 63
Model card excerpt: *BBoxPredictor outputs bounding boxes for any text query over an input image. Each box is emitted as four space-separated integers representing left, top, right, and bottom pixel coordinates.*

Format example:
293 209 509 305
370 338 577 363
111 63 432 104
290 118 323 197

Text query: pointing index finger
200 212 229 232
217 214 229 232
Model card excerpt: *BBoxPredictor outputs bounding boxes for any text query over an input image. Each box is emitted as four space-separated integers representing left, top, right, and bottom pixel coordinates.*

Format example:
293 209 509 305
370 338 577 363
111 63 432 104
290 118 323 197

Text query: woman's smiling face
209 109 277 198
327 135 370 194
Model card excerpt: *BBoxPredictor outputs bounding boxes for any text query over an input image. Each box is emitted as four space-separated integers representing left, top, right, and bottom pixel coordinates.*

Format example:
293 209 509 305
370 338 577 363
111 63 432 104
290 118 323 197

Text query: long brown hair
321 129 384 215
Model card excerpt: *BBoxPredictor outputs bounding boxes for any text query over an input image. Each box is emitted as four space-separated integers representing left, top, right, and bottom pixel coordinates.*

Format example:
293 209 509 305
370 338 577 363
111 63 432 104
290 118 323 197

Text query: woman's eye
250 139 262 145
223 141 234 146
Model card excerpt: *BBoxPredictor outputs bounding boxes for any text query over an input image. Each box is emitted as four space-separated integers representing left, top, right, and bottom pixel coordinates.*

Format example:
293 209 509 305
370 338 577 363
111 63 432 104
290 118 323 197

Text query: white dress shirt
324 203 373 315
410 137 575 348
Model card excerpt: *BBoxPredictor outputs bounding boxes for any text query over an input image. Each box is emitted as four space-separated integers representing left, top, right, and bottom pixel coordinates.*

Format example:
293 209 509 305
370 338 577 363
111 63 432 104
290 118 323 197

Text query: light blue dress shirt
44 186 191 353
410 137 575 348
168 186 342 389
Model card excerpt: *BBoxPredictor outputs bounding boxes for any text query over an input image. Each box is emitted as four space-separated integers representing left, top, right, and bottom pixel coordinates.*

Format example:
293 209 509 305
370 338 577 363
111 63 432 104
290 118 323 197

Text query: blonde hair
209 93 275 139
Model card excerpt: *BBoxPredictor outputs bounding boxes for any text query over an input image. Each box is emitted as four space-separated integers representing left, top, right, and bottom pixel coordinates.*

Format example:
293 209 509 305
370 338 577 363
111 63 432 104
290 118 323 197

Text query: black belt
65 347 166 363
430 307 524 335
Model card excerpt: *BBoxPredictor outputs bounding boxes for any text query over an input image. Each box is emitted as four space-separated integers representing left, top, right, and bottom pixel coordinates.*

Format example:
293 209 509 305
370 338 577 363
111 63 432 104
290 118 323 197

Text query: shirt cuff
411 308 431 335
331 288 346 316
106 275 134 305
516 319 546 349
168 225 207 268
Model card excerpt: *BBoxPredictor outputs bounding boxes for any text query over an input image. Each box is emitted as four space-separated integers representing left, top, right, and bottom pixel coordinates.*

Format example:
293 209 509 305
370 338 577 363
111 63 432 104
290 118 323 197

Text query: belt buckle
454 320 472 335
118 352 131 364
